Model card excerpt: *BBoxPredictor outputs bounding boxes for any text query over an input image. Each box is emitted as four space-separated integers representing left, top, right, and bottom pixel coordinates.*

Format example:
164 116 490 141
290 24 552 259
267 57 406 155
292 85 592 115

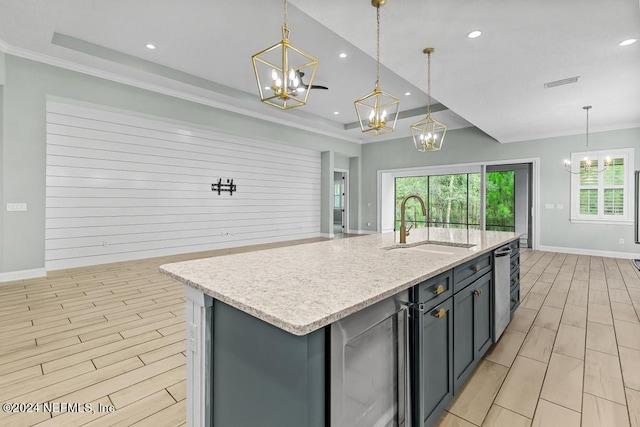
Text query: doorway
486 163 533 248
334 170 348 235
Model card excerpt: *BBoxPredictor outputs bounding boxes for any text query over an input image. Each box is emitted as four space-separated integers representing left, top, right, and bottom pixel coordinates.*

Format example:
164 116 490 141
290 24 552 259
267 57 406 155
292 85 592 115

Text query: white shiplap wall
45 101 321 270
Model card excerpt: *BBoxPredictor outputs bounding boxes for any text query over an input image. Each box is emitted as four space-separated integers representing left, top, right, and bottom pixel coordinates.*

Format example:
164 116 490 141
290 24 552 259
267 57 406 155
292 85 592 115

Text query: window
486 171 516 232
570 148 634 223
334 182 342 209
394 173 481 230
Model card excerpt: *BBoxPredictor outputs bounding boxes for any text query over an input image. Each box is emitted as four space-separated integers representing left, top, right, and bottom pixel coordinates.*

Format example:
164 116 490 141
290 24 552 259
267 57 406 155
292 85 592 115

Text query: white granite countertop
160 228 519 336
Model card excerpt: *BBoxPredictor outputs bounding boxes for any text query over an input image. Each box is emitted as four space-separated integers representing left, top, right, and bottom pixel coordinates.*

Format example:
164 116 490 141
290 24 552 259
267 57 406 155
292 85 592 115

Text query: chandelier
353 0 400 136
410 48 447 152
564 106 611 174
251 0 319 110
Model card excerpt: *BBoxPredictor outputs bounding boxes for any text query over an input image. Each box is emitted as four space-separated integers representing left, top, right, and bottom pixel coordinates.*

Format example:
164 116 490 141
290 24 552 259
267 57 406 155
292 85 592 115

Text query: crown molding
0 38 362 144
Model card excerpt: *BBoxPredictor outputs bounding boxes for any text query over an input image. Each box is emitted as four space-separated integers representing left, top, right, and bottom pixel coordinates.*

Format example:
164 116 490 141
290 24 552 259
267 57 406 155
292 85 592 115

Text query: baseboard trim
0 268 47 283
348 230 377 235
537 245 639 260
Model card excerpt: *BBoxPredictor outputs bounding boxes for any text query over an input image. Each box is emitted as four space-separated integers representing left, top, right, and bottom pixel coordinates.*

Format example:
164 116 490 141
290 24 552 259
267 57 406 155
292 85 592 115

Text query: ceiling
0 0 638 145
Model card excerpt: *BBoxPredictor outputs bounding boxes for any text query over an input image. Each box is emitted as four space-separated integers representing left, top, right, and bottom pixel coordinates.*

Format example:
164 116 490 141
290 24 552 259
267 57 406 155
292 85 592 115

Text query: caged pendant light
410 48 447 152
353 0 400 136
251 0 319 110
564 106 611 174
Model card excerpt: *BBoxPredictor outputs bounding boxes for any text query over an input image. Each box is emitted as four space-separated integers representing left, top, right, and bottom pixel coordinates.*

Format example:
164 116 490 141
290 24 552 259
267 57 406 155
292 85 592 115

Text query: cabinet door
453 271 493 392
453 288 475 392
473 273 493 359
413 298 453 427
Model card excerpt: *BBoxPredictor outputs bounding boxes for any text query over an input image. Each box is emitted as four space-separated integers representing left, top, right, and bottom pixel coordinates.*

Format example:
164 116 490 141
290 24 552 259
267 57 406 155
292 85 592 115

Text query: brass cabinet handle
433 284 445 295
471 264 481 272
432 308 446 318
474 289 483 297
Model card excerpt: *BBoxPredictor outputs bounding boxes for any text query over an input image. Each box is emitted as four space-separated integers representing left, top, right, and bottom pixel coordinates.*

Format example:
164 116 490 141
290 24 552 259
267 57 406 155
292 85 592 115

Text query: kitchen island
160 228 520 427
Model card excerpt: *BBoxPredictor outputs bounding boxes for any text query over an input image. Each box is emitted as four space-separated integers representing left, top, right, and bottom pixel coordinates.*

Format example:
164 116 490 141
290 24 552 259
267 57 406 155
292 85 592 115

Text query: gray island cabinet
160 229 520 427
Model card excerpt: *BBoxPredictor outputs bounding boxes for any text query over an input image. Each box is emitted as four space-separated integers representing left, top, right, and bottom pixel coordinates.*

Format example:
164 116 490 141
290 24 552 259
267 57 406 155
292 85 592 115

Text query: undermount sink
392 245 456 256
384 240 476 255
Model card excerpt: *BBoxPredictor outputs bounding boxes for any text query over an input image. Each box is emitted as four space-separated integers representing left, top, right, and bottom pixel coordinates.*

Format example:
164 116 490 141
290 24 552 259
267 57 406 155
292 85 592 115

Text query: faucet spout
399 194 426 244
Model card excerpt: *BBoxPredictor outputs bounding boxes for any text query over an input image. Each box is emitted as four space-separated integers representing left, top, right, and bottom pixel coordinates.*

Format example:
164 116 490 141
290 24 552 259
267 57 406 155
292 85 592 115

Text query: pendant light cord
284 0 288 28
376 5 380 89
584 105 591 162
585 106 589 154
427 51 432 115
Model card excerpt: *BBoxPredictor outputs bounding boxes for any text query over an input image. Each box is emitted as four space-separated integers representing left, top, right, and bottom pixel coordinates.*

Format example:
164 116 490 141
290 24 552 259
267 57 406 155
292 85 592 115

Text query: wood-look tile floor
0 238 327 427
439 251 640 427
1 243 638 426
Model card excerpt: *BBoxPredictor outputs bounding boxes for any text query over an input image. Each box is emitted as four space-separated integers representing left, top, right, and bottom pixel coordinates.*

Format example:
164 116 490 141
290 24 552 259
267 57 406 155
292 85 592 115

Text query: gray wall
334 153 350 170
1 55 361 273
361 126 640 254
1 53 5 272
3 52 638 273
0 84 4 271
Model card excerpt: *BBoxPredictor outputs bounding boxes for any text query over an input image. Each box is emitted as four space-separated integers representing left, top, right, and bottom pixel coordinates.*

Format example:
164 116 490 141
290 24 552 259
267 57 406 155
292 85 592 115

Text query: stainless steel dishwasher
494 245 512 341
330 290 410 427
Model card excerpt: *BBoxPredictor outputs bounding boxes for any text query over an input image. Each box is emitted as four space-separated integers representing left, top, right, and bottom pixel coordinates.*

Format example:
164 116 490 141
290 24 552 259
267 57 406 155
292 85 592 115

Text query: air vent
544 76 580 88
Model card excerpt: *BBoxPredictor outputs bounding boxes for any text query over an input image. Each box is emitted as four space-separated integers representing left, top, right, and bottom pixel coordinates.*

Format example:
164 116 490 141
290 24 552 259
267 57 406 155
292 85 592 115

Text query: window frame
569 148 634 224
334 182 342 209
393 173 483 231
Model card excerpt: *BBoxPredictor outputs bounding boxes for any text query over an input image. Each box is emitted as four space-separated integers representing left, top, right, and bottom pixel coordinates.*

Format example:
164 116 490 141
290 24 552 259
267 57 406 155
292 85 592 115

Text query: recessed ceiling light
146 43 156 50
619 38 637 46
339 52 348 58
333 111 340 115
404 92 411 96
467 30 482 39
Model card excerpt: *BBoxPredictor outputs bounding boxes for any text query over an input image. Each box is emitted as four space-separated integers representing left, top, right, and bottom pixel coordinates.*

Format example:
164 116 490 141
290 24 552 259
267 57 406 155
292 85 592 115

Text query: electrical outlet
545 204 554 210
619 238 625 244
7 203 27 212
556 204 564 210
187 322 198 354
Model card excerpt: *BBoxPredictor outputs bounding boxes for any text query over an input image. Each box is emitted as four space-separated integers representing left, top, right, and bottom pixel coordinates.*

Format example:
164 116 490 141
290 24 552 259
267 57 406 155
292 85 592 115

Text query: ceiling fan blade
296 70 329 90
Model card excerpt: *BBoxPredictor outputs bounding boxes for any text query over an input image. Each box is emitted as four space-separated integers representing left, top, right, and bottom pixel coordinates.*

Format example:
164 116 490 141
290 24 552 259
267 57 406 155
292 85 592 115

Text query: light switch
545 204 554 210
556 204 564 210
7 203 27 212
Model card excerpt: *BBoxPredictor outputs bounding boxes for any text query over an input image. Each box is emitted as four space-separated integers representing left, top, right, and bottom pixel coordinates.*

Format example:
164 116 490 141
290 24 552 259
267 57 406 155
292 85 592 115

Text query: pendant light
564 106 611 174
410 48 447 151
251 0 319 110
354 0 400 136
